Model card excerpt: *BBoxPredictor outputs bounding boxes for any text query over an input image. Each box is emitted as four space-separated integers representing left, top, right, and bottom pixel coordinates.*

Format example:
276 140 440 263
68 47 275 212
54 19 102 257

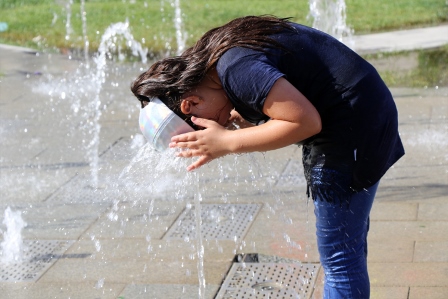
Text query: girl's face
180 73 234 127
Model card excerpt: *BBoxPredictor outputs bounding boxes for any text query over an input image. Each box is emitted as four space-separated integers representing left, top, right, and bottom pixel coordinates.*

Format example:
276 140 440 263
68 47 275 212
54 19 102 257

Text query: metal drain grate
0 240 74 282
164 204 261 240
216 259 319 298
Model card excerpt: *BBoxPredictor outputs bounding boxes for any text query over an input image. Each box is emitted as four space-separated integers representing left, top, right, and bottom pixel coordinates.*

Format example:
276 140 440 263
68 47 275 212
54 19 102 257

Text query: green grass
0 0 446 53
0 0 311 53
347 0 448 33
0 0 447 87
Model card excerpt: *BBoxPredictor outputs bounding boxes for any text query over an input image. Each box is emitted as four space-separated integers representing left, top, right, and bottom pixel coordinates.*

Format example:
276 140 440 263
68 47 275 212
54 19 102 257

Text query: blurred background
1 0 447 87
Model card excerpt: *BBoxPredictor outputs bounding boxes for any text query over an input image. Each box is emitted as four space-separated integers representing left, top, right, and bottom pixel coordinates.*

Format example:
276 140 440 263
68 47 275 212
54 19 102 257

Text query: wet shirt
216 23 405 201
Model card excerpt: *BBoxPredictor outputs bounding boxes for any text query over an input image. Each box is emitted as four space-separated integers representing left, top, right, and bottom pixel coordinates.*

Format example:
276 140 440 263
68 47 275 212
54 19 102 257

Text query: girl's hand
169 116 234 171
227 110 254 129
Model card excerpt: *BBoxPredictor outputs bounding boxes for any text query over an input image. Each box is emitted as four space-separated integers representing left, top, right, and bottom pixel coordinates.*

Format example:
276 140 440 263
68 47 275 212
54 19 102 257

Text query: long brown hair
131 15 294 124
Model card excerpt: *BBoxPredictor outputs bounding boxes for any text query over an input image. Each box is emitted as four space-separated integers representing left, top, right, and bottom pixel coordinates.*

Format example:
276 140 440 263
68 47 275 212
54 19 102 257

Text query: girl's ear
180 96 201 114
180 99 192 114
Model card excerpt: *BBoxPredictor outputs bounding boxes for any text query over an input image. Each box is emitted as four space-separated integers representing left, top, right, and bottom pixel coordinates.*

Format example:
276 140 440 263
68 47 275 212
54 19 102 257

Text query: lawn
0 0 446 53
0 0 447 87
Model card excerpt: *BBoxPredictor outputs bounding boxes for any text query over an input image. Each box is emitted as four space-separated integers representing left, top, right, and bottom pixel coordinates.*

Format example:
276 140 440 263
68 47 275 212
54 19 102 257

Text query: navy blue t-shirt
216 23 405 199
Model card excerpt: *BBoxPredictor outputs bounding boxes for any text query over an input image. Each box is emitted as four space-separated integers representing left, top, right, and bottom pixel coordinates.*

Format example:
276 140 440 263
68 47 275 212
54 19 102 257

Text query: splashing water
33 21 147 188
308 0 353 43
119 141 192 198
1 207 27 264
80 0 89 61
65 0 74 41
407 128 448 150
86 21 147 187
96 21 148 65
193 172 206 299
173 0 187 55
406 128 448 161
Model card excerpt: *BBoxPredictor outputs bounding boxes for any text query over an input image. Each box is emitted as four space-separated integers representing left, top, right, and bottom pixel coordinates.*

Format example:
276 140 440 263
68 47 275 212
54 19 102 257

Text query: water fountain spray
1 207 27 264
80 0 89 62
33 20 148 189
308 0 353 43
173 0 187 55
65 0 74 41
87 21 148 188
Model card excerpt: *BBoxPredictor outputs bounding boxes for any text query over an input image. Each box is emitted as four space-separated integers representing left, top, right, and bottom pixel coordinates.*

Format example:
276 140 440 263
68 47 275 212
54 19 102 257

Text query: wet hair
130 15 295 127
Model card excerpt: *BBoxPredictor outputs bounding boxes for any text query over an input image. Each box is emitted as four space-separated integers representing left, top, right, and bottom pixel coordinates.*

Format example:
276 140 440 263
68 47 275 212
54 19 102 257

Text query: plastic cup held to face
139 98 194 151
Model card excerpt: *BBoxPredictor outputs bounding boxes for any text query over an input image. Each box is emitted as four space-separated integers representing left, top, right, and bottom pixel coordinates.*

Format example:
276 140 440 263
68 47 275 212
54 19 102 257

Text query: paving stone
369 221 448 242
369 263 448 287
39 259 231 285
375 166 448 202
119 283 220 299
370 287 409 299
243 208 319 262
0 168 78 204
0 282 125 299
370 202 418 221
418 202 448 221
368 240 414 263
414 241 448 262
0 203 109 240
81 200 187 239
409 287 448 299
65 238 238 263
0 202 109 220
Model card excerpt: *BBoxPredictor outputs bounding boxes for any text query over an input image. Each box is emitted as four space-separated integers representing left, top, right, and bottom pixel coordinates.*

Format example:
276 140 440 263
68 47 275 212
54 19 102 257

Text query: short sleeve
217 47 284 122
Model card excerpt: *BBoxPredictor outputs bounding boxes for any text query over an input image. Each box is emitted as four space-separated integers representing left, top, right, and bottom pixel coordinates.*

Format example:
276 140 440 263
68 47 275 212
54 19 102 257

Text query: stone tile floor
1 30 447 298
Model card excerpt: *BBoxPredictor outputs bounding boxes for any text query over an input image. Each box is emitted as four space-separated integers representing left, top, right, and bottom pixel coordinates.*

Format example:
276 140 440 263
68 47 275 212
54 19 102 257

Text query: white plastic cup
139 98 194 151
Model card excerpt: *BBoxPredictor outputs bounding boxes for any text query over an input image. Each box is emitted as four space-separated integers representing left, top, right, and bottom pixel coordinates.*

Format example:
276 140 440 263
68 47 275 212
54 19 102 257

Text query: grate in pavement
0 240 74 282
164 204 261 240
215 254 319 299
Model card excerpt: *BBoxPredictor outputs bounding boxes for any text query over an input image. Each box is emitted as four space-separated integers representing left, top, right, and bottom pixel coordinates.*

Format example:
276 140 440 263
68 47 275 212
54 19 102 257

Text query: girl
131 16 404 299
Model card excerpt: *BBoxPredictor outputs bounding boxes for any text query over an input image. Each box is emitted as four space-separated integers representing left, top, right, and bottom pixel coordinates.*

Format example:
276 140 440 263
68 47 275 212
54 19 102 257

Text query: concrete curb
351 24 448 54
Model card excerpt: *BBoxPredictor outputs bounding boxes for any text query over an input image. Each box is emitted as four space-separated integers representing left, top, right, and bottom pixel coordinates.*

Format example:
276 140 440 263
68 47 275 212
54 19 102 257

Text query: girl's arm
170 77 321 171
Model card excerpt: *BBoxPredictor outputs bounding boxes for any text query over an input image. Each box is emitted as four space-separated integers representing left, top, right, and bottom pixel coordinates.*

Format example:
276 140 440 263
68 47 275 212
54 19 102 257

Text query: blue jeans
314 181 379 299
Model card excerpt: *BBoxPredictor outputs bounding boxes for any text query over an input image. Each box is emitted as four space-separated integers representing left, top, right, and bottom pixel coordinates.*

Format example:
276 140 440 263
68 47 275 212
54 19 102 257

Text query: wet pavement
0 26 447 298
